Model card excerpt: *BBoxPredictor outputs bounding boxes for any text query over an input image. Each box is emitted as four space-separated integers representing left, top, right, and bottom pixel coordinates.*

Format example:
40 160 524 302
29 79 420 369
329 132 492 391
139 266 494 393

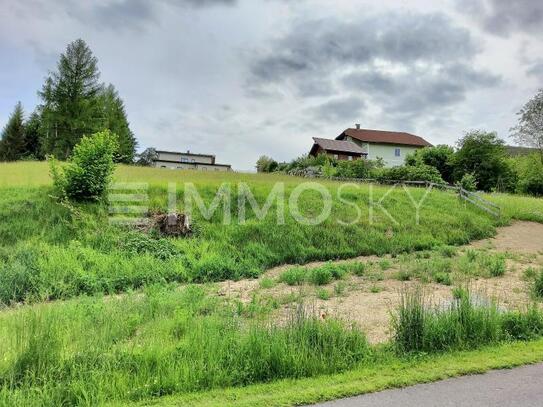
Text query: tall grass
0 286 369 405
392 288 543 354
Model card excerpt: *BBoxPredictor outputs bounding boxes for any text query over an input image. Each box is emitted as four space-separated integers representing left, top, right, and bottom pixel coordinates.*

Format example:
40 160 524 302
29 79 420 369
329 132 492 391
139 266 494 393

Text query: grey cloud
342 64 499 123
250 12 477 87
456 0 543 37
527 62 543 79
311 96 366 122
248 11 499 128
25 0 237 31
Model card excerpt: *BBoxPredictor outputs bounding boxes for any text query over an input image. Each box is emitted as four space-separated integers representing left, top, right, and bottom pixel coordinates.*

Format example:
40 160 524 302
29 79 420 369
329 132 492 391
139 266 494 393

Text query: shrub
511 153 543 197
350 262 366 276
308 266 333 285
279 267 307 286
501 306 543 340
316 287 330 300
457 173 477 191
259 277 276 289
373 164 445 184
432 271 452 285
485 254 507 277
50 130 119 201
405 145 455 183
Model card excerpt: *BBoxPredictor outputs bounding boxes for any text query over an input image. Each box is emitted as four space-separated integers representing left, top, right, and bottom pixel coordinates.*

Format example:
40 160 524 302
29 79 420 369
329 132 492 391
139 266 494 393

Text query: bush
279 267 307 286
256 155 278 173
501 306 543 340
457 173 477 191
308 266 333 285
373 164 445 184
50 130 118 201
453 130 517 192
406 145 455 183
485 254 507 277
514 154 543 196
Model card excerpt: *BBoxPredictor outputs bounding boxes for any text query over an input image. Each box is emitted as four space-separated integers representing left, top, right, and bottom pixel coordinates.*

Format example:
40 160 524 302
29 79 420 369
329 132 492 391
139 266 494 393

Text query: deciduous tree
511 89 543 163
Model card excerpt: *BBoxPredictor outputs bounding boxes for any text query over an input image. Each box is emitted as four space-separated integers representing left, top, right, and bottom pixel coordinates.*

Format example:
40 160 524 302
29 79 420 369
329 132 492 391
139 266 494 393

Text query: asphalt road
314 363 543 407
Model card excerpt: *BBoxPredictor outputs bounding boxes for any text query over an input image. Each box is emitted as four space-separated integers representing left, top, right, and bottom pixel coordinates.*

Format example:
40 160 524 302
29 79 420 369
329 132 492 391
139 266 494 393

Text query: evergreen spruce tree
23 111 44 159
98 84 137 163
0 102 26 161
39 39 102 159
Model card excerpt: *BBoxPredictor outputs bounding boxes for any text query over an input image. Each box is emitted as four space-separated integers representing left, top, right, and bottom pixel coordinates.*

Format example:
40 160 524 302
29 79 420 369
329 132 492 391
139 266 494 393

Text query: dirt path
218 221 543 344
472 221 543 253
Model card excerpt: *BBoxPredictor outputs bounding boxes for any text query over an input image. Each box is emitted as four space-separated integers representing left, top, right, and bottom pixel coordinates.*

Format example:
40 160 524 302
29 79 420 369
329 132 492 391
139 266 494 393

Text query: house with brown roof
335 124 432 167
309 137 367 161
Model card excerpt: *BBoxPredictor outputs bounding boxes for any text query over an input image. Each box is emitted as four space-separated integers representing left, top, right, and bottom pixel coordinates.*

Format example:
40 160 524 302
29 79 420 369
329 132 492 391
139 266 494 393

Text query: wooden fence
302 175 502 218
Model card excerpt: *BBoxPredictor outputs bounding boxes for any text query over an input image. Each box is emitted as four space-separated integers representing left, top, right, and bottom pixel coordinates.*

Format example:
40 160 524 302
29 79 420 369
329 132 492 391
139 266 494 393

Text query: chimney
355 123 361 129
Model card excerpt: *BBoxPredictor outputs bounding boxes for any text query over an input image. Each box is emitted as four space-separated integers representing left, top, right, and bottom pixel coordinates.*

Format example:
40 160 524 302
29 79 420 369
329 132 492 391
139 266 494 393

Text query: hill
0 161 541 305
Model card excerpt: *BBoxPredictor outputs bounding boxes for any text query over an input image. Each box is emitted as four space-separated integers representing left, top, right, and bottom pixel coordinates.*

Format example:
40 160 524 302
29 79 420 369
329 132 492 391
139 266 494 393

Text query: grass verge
126 339 543 407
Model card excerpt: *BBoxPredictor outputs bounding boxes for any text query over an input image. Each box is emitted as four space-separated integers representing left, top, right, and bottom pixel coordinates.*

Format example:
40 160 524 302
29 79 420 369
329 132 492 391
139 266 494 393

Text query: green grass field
6 160 539 304
1 161 543 406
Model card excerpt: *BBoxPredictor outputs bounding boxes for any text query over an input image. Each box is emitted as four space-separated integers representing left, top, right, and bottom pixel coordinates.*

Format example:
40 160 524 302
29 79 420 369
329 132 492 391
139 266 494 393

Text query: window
181 157 189 163
348 155 353 161
395 148 401 157
333 154 339 159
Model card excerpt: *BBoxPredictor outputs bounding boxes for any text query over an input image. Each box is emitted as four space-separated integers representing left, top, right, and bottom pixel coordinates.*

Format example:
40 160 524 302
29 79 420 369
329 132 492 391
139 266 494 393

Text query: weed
379 259 392 271
392 288 543 354
280 267 307 286
334 281 347 296
439 246 457 258
259 277 276 289
532 269 543 299
309 267 333 286
483 254 507 277
350 262 366 276
316 288 331 300
523 267 537 280
432 272 452 285
396 270 412 281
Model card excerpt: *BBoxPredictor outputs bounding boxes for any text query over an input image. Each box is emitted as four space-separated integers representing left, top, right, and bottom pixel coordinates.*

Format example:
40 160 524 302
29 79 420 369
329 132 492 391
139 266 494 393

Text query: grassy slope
0 162 542 406
0 161 517 304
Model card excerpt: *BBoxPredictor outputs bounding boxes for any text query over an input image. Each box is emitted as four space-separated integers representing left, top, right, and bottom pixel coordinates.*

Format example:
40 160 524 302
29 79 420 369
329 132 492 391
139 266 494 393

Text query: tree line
0 39 137 163
256 89 543 196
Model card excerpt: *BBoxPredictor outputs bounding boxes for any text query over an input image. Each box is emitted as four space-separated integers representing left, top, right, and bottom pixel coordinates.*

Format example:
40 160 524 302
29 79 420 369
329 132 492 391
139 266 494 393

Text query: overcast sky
1 0 542 170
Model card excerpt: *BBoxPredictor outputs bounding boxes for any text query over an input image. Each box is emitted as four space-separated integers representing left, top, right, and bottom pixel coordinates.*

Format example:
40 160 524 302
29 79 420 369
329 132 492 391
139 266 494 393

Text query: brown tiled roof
338 128 432 147
311 137 366 155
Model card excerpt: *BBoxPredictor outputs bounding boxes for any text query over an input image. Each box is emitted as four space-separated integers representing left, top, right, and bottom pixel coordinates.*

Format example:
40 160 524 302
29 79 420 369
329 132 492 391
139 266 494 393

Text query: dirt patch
471 221 543 253
216 222 543 344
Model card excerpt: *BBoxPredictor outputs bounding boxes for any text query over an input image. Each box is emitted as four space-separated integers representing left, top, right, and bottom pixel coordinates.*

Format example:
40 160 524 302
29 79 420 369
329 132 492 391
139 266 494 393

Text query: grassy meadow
0 161 513 304
0 161 543 406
